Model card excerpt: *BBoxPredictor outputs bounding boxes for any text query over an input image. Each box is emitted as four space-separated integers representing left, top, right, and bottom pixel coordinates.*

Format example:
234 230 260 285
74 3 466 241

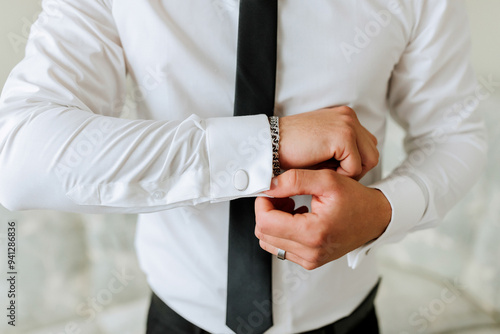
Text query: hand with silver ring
255 169 391 270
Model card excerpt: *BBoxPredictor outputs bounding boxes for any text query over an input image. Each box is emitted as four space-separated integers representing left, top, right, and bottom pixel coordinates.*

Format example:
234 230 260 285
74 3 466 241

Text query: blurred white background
0 1 499 333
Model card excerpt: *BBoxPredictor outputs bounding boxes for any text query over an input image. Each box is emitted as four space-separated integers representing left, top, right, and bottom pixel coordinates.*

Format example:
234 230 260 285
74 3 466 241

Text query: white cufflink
233 169 249 191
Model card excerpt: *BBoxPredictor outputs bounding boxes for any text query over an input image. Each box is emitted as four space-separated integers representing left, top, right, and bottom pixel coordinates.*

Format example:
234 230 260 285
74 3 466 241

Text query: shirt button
152 190 165 200
233 169 249 191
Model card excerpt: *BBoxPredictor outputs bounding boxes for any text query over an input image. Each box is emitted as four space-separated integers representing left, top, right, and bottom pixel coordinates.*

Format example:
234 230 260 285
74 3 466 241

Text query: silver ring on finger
277 248 286 261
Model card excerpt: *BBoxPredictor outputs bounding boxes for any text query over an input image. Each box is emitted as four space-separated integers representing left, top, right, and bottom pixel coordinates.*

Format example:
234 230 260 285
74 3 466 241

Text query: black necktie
226 1 278 333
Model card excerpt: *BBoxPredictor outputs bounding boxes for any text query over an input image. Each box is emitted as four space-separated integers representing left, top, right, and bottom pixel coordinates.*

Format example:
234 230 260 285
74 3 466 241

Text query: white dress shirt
0 0 487 333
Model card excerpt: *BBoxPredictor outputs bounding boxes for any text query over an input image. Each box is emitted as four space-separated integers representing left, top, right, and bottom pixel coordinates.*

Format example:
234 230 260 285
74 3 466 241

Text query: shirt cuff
346 174 426 268
205 114 273 201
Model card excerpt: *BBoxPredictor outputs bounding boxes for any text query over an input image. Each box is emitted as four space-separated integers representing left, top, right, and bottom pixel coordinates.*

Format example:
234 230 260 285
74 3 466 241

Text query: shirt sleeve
0 0 273 214
347 0 488 267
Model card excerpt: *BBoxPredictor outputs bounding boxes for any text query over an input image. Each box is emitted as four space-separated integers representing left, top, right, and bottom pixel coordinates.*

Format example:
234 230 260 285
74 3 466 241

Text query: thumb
265 169 334 198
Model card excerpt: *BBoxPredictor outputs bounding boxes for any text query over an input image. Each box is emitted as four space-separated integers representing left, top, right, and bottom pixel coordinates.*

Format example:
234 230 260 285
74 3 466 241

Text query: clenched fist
279 106 379 179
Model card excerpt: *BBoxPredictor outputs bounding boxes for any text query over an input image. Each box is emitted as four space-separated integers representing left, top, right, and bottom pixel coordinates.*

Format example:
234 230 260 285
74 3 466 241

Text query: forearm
0 100 272 213
0 0 276 213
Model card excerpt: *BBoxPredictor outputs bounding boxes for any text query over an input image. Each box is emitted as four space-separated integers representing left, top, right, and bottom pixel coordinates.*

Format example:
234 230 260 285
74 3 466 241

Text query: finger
264 169 336 198
356 130 379 179
257 230 314 261
368 130 378 146
259 240 321 271
334 139 363 178
255 196 313 241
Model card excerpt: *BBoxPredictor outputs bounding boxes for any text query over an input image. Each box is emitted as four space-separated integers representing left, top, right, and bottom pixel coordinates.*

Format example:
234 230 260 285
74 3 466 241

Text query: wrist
370 188 392 241
276 115 294 169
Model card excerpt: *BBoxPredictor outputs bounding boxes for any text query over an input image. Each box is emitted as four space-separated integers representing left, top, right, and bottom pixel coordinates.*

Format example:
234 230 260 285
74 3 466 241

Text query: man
0 0 486 333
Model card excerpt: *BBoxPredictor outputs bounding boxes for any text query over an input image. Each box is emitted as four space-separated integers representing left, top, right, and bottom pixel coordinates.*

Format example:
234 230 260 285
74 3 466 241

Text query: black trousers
146 281 380 334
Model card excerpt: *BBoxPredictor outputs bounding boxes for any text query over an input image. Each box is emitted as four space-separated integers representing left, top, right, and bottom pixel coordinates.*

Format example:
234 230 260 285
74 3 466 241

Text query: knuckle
305 249 326 265
254 215 270 235
341 163 362 178
254 227 263 240
364 152 380 169
285 169 302 190
351 164 363 177
254 213 264 227
304 238 318 249
341 125 357 139
339 107 359 125
337 128 357 150
337 105 355 116
303 262 320 271
254 204 265 221
305 233 327 249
